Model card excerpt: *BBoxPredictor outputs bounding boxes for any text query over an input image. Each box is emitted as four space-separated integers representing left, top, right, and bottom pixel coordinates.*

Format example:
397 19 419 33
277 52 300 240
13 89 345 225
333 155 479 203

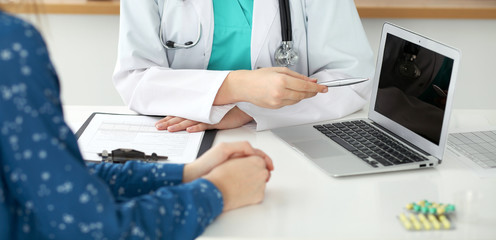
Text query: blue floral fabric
0 11 223 240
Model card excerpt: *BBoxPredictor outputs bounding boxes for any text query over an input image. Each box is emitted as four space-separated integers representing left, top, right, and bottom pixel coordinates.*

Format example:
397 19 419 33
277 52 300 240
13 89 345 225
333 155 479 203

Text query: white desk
63 106 496 240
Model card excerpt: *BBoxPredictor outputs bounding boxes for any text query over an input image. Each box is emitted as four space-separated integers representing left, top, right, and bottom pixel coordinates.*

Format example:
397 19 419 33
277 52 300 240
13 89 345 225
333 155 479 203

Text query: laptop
272 23 461 177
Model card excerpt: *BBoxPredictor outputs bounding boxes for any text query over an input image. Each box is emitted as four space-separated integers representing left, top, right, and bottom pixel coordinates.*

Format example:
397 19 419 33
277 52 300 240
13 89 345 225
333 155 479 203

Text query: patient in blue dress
0 10 273 240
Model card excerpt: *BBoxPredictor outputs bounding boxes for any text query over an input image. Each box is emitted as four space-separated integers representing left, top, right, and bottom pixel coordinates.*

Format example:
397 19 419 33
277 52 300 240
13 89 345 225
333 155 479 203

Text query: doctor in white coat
113 0 374 132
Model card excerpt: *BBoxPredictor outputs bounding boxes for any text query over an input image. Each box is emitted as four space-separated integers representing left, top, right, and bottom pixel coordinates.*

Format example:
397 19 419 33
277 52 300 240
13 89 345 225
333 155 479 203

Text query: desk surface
64 106 496 240
1 0 496 18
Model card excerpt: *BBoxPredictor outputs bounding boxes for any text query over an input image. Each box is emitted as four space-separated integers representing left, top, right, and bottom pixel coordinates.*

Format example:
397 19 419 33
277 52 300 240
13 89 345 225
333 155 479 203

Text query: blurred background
3 0 496 110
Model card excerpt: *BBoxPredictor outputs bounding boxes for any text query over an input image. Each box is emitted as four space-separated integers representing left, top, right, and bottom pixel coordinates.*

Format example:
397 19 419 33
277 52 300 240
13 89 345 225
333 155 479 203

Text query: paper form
77 114 204 163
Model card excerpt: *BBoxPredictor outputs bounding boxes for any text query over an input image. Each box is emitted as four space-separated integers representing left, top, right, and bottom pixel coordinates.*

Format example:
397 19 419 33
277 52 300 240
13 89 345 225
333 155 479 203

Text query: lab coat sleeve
113 0 234 124
237 0 375 130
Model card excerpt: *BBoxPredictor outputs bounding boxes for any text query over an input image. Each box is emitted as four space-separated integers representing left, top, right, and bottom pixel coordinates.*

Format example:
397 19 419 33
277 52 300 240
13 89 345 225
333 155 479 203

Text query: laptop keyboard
313 120 428 168
448 131 496 169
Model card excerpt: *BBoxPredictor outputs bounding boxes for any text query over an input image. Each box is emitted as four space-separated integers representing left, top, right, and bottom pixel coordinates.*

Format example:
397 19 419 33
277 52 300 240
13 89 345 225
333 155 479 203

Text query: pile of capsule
398 200 455 230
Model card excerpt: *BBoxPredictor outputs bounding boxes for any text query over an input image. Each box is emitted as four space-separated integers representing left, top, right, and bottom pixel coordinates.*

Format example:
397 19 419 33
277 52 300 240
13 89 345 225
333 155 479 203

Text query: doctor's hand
182 141 274 184
155 107 253 133
215 67 328 109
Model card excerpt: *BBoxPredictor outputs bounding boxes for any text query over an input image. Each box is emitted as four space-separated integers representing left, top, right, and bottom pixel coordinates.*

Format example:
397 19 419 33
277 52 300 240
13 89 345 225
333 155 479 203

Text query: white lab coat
113 0 375 130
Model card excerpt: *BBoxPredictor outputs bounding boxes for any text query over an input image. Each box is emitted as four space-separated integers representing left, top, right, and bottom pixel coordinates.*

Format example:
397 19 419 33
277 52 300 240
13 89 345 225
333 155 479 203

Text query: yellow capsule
418 200 425 207
439 215 451 229
406 203 414 210
432 202 440 208
437 207 445 215
409 214 422 230
418 214 431 230
428 214 441 230
399 213 412 230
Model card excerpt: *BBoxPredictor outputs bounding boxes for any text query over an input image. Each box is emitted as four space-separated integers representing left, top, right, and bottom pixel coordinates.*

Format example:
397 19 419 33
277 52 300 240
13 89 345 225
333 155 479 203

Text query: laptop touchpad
293 140 347 159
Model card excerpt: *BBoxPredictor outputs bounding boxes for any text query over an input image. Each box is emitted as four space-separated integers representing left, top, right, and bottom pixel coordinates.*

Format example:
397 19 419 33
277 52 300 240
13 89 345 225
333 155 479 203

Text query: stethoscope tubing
162 0 292 48
160 0 297 67
279 0 292 41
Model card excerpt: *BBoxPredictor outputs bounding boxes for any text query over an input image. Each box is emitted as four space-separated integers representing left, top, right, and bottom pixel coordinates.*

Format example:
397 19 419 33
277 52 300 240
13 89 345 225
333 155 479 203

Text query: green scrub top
207 0 253 70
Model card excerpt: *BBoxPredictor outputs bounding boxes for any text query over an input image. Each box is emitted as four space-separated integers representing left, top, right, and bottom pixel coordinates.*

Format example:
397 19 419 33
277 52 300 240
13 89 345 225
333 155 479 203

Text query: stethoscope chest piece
275 0 298 67
275 41 299 67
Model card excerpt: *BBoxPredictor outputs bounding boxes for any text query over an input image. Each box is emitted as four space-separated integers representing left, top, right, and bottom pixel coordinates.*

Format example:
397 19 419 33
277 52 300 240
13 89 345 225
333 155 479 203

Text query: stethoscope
159 0 299 67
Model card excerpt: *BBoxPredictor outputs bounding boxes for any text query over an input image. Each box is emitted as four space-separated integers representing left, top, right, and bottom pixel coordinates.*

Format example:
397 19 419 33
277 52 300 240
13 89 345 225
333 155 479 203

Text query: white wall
362 19 496 110
31 14 122 106
31 14 496 109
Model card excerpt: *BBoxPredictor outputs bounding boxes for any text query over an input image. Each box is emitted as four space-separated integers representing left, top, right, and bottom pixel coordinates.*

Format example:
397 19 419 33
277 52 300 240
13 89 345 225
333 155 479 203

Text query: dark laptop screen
374 33 454 145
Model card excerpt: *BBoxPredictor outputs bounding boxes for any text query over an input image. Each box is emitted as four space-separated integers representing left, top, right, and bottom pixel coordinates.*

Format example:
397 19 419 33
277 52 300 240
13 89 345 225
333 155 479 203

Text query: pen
318 77 369 87
98 148 168 163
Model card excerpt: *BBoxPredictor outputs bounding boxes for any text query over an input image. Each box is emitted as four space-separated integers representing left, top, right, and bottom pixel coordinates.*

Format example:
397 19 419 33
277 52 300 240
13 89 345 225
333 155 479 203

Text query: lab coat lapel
191 0 213 69
251 0 278 69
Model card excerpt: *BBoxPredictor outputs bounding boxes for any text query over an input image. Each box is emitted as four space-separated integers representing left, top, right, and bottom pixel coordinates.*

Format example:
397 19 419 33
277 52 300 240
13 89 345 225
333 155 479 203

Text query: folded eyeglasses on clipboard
98 148 168 163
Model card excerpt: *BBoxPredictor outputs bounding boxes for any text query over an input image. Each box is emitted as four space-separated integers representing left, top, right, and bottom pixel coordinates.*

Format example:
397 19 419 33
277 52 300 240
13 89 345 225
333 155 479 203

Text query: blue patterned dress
0 11 222 240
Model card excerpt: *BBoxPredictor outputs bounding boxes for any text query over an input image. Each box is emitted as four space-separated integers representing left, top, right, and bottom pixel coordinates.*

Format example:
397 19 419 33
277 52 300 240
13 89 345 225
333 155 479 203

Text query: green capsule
421 206 429 214
445 204 455 212
428 207 437 215
413 204 421 212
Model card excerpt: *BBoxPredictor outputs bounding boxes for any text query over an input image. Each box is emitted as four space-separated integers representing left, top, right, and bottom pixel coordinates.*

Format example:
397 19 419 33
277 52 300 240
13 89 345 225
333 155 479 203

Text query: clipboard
75 112 217 162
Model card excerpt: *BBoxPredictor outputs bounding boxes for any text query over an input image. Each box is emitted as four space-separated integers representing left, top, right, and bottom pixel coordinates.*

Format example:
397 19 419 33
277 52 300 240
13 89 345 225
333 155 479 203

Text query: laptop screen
374 33 455 145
